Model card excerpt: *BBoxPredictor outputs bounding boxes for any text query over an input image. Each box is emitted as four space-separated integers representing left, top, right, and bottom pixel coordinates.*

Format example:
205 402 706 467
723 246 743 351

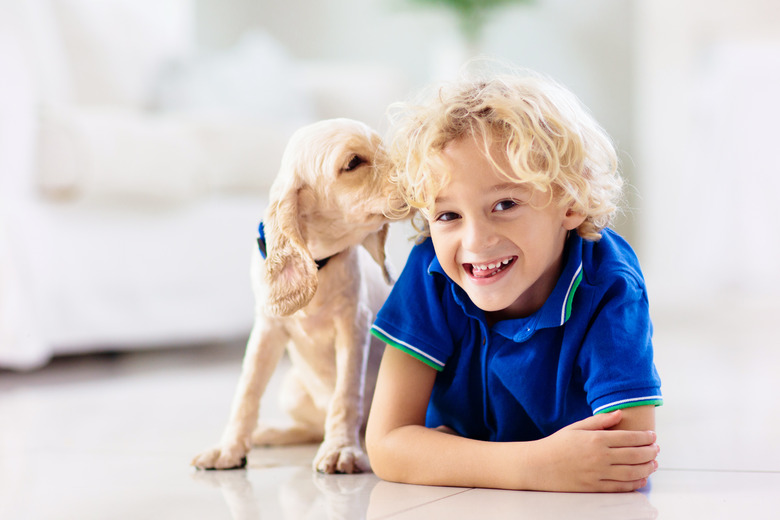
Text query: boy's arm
366 346 659 492
608 405 656 432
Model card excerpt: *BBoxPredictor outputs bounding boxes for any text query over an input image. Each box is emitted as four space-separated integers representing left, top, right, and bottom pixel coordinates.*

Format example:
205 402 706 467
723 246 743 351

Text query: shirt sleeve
371 240 454 371
578 271 663 414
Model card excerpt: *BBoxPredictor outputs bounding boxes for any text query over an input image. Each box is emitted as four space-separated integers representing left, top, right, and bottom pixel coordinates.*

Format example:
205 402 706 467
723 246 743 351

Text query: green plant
408 0 534 44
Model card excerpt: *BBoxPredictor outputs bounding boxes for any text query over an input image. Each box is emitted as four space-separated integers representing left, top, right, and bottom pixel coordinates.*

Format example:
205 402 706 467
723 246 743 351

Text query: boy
366 70 662 492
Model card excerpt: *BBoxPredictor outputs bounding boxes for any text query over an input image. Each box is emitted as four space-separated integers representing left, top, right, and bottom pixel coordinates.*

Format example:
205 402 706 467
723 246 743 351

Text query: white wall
634 0 780 306
195 0 780 306
192 0 639 272
194 0 637 225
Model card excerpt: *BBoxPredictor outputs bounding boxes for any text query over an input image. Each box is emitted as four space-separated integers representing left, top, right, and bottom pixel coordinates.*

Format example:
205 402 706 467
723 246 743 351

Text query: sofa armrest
36 105 301 202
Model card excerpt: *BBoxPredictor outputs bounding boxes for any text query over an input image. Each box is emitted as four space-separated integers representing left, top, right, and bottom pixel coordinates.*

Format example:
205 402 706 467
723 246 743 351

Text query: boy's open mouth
465 256 516 279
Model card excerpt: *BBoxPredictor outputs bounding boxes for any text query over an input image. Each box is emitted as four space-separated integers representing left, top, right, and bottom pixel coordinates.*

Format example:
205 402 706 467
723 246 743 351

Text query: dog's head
262 118 402 317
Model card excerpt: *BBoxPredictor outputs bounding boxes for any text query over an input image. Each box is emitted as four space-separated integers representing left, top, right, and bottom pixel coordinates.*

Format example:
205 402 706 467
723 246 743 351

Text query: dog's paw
191 445 248 471
313 442 370 474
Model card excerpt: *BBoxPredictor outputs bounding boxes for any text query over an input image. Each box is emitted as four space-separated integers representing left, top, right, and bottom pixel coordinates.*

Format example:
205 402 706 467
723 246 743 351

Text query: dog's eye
343 155 366 172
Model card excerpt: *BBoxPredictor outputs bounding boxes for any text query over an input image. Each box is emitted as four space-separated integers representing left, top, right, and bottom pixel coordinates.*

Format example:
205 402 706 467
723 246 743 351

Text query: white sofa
0 0 406 369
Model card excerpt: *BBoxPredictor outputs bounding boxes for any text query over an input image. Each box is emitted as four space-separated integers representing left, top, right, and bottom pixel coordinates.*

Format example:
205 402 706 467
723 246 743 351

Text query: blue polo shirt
371 229 662 442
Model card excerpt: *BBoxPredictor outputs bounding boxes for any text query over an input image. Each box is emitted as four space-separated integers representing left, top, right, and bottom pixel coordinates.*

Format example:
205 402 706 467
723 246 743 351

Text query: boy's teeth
473 258 511 271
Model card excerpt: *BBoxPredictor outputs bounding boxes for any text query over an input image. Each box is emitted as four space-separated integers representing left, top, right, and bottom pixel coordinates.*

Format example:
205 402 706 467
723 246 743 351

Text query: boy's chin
467 294 519 316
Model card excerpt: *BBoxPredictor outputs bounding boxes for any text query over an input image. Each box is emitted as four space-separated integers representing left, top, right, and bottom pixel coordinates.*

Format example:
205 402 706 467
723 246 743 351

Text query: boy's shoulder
397 237 444 289
409 236 436 261
405 237 439 277
581 229 646 289
402 237 458 302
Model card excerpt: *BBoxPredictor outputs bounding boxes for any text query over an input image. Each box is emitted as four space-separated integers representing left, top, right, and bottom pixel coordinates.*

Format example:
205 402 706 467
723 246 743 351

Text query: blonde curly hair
387 69 623 241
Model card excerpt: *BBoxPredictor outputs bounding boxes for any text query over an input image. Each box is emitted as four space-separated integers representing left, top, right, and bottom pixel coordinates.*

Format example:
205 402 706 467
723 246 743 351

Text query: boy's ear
562 206 587 231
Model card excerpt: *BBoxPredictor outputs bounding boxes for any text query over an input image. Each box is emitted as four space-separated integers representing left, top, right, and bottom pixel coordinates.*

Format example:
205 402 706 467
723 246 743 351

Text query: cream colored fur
192 119 399 474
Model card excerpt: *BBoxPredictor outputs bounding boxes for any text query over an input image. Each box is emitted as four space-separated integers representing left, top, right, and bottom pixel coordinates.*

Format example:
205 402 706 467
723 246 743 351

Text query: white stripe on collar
560 263 583 326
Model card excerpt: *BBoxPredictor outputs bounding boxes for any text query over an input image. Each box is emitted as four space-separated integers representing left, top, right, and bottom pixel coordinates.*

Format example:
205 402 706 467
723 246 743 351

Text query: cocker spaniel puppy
192 119 401 474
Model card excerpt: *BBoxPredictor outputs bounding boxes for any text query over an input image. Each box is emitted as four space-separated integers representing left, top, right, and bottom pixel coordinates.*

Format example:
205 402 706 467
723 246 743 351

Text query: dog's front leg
192 321 288 470
313 304 372 474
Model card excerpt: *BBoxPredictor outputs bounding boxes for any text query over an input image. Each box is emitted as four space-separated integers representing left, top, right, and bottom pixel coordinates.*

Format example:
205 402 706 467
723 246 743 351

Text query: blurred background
1 0 779 371
3 4 780 517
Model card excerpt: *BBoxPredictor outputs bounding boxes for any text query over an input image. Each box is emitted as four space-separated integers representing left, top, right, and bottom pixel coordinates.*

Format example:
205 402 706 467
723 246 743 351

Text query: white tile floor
1 296 779 520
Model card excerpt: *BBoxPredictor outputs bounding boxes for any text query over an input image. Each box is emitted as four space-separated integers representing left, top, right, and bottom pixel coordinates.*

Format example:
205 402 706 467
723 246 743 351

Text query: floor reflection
369 479 657 520
192 465 377 520
192 454 657 520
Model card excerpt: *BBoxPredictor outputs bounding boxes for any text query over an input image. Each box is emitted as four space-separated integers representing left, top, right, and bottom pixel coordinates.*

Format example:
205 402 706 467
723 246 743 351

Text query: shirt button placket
480 326 492 435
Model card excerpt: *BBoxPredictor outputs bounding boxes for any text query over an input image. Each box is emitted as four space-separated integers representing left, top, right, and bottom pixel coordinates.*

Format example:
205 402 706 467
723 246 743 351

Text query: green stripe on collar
561 264 583 325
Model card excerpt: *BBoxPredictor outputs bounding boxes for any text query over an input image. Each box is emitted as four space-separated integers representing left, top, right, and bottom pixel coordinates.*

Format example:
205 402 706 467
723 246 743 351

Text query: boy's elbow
366 428 389 479
366 427 406 483
367 453 395 483
366 439 392 482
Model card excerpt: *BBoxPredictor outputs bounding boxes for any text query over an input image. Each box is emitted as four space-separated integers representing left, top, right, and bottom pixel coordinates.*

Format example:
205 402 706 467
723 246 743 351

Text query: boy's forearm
367 411 659 492
368 425 533 490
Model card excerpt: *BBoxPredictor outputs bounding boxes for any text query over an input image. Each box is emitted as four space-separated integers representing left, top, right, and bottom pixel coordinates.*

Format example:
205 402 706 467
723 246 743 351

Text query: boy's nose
462 217 498 253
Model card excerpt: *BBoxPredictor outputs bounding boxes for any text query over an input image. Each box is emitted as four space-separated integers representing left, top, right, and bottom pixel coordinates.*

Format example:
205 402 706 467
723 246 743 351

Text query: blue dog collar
257 221 268 259
257 221 332 270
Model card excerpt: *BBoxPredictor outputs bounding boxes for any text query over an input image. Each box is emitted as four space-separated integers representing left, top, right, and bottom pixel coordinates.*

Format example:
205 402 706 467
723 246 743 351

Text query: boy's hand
529 410 659 492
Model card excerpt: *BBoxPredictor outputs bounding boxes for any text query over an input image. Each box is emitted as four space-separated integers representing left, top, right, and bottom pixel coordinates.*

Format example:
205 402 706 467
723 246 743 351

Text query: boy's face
428 136 585 322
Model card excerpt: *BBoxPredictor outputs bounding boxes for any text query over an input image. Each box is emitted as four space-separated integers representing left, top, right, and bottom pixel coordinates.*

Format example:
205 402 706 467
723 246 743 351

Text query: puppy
192 119 400 474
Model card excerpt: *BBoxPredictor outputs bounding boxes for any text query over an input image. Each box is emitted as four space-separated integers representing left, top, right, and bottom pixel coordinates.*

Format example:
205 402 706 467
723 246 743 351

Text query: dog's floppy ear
361 223 394 285
263 186 319 316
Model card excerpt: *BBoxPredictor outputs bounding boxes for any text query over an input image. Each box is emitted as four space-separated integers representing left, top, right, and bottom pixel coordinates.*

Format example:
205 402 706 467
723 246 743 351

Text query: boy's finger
611 444 660 465
610 459 659 483
566 410 622 431
606 429 657 448
600 476 651 492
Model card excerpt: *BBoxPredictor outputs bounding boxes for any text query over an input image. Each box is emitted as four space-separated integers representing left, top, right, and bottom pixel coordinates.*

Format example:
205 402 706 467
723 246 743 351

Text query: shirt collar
427 232 584 341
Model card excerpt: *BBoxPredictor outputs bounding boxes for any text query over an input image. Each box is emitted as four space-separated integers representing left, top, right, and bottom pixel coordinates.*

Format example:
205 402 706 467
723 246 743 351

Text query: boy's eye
494 200 518 212
435 211 460 222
